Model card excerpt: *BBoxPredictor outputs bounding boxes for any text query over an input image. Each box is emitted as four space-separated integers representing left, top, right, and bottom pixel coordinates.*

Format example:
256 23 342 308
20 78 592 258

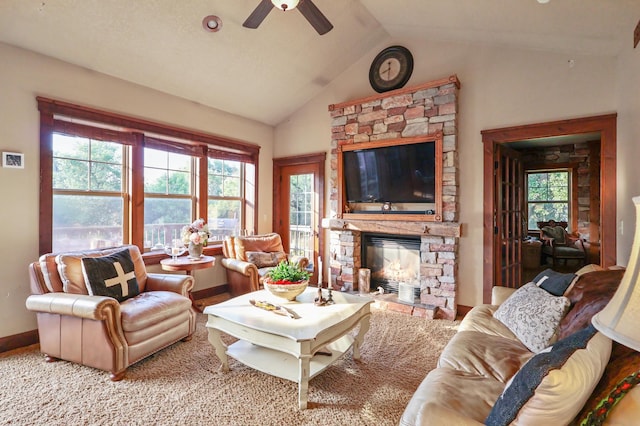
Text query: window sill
142 244 223 266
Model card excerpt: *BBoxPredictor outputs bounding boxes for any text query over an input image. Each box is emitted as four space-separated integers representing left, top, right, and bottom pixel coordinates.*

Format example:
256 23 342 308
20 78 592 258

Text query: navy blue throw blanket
485 324 598 425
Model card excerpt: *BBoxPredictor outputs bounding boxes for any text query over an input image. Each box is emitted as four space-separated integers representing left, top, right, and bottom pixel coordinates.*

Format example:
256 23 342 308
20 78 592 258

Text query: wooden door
495 144 524 289
273 153 325 286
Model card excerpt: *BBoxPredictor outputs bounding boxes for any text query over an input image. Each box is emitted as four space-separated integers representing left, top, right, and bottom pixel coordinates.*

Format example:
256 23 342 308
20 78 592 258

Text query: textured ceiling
0 0 637 126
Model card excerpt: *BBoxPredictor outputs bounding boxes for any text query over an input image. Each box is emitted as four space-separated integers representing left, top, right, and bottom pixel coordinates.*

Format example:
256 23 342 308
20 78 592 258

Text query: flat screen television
342 141 436 204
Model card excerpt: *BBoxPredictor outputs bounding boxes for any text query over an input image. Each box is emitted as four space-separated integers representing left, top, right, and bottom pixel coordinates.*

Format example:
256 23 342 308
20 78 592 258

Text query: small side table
161 255 215 312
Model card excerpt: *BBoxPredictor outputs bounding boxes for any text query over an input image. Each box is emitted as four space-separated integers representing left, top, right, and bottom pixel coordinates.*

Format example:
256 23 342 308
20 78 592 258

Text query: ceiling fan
243 0 333 35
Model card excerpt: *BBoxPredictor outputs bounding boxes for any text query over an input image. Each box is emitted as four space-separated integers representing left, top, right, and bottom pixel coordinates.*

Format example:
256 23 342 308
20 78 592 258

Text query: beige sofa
401 267 640 425
221 233 309 296
26 245 196 381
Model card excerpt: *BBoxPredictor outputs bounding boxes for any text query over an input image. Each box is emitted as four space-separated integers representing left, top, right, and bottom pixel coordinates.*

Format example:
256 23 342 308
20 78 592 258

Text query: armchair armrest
146 273 194 297
289 255 309 270
221 258 258 276
491 286 516 305
25 293 120 320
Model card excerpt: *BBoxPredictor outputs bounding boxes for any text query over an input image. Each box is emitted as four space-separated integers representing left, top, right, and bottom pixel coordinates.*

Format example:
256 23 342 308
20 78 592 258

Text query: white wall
615 37 640 265
0 42 274 338
275 38 618 307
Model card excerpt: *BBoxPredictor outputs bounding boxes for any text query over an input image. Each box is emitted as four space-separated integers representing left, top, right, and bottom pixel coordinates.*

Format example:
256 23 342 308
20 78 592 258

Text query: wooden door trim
481 113 617 303
273 151 326 256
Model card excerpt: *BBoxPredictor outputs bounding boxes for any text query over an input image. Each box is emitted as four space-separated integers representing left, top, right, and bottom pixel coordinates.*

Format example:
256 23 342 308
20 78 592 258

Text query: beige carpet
1 308 458 426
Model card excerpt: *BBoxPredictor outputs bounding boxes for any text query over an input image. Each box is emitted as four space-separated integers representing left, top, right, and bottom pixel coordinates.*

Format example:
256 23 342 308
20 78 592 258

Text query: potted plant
263 260 311 301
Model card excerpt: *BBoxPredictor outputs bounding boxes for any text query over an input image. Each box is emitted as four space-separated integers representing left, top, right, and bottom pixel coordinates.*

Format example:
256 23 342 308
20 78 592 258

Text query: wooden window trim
38 97 260 255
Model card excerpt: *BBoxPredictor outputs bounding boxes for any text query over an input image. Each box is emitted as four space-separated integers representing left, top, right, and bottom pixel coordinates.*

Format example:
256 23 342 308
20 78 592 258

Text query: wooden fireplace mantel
322 218 461 238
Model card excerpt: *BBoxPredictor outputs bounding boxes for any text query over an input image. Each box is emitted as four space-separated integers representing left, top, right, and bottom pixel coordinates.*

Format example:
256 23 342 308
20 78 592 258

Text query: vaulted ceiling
0 0 637 126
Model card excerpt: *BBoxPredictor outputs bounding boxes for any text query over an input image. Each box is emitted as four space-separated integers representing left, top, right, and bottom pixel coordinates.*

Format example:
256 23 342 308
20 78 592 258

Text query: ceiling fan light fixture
271 0 300 11
202 15 222 32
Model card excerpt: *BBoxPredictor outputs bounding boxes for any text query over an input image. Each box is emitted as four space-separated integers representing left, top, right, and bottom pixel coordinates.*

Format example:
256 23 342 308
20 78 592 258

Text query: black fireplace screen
362 233 420 294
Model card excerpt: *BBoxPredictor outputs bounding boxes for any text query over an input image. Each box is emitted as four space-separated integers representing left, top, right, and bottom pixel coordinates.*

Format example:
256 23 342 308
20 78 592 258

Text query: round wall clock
369 46 414 93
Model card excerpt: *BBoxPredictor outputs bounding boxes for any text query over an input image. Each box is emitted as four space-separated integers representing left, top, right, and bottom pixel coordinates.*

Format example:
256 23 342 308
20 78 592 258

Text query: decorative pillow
542 225 566 244
246 251 287 268
81 249 140 302
573 340 640 423
532 268 576 296
486 325 612 426
494 282 571 352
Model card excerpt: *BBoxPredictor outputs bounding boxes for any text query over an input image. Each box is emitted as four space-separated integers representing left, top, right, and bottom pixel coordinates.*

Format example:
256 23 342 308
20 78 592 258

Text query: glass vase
188 242 203 259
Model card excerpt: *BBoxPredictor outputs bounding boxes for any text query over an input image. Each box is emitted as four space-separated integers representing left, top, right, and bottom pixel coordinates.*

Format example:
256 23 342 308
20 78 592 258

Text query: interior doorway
481 114 617 303
273 152 326 286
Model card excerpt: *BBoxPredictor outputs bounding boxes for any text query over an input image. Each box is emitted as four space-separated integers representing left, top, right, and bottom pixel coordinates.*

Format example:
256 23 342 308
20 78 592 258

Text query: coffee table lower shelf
226 335 354 383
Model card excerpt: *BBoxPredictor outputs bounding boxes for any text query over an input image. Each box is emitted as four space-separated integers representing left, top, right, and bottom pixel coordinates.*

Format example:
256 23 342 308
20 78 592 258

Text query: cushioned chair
221 233 309 296
537 220 587 268
26 245 196 381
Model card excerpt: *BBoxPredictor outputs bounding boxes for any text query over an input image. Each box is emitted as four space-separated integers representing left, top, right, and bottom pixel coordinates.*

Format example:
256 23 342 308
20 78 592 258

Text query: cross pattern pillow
494 282 571 352
81 248 140 302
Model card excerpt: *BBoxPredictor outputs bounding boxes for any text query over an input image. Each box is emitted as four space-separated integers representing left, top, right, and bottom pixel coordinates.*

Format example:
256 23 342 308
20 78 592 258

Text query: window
207 159 242 241
52 134 126 252
526 170 570 230
144 148 194 248
38 97 260 254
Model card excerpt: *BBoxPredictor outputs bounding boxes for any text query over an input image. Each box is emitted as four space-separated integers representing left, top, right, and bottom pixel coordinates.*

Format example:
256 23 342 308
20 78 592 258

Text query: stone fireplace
324 75 461 320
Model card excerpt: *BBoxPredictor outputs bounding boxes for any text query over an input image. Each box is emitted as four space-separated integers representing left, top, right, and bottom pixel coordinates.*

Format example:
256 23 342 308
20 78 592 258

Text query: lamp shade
271 0 300 11
592 196 640 351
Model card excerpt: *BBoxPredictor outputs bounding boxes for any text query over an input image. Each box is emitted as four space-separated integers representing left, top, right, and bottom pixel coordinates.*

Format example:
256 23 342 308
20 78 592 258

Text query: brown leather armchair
221 233 309 296
537 220 587 268
26 245 196 381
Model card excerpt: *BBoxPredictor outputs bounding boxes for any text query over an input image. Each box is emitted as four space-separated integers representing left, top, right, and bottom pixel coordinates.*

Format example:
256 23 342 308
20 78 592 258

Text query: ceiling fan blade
297 0 333 35
243 0 274 29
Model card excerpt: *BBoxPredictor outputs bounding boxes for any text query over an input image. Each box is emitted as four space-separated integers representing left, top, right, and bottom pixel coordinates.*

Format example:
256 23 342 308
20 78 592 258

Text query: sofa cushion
459 305 520 341
494 282 570 352
81 248 140 302
532 268 576 296
246 250 287 268
485 325 611 426
438 330 533 383
119 290 192 332
401 367 506 426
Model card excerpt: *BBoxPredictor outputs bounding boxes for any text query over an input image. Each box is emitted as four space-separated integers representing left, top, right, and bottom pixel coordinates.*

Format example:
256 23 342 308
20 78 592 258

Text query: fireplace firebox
362 233 421 302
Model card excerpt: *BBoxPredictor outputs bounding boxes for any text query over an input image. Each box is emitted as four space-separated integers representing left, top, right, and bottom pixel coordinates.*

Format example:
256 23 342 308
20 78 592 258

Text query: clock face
369 46 414 93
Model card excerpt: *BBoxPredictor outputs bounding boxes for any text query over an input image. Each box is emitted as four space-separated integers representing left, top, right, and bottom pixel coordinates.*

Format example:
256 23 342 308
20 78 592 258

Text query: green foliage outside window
527 171 569 229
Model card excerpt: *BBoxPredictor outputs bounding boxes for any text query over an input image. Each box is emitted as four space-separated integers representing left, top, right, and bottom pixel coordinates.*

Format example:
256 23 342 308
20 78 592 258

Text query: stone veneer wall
326 75 460 320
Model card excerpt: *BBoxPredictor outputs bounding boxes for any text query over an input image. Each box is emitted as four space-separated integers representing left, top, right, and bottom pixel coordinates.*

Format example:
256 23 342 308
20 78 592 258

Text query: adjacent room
2 1 640 424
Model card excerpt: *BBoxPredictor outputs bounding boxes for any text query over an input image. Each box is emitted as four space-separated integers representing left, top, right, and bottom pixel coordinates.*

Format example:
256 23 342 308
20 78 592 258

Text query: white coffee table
203 287 372 409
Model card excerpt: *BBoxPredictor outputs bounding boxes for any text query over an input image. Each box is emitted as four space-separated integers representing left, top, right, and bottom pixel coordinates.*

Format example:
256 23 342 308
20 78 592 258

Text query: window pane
53 134 88 160
91 162 122 191
144 148 192 195
208 159 241 197
90 141 122 163
53 195 123 252
144 168 168 193
53 158 89 190
168 170 190 195
208 200 241 241
144 198 191 247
